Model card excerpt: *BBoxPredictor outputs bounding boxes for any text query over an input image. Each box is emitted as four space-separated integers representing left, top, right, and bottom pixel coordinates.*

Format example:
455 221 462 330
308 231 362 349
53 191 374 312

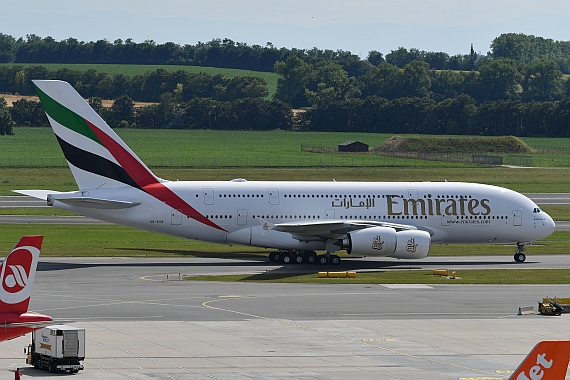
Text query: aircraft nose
539 212 556 237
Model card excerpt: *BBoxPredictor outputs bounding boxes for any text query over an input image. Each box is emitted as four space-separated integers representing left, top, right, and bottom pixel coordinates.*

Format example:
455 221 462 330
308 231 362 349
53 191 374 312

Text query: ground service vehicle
25 325 85 373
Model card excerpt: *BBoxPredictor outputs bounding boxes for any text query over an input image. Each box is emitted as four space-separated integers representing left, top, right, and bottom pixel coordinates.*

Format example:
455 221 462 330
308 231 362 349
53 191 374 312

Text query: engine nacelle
344 227 431 259
391 229 431 259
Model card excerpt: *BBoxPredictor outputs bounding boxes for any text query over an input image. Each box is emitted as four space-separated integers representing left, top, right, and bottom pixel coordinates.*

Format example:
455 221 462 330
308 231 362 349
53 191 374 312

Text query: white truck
25 325 85 373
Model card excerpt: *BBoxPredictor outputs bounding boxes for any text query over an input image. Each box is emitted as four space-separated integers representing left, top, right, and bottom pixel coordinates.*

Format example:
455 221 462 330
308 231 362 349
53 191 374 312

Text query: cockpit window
533 207 541 213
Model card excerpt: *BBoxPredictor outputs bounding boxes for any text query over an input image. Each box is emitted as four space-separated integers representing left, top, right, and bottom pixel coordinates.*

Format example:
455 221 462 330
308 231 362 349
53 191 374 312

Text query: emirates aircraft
0 236 52 341
17 80 555 264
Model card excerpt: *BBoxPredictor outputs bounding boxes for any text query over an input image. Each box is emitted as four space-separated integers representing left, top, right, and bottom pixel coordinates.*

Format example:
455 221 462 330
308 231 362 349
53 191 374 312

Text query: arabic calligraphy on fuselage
331 198 375 209
330 195 491 216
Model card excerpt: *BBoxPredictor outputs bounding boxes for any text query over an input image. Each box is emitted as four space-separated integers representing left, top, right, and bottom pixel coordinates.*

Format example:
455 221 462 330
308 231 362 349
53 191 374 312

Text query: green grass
2 128 570 171
520 137 570 153
0 63 279 99
183 269 570 284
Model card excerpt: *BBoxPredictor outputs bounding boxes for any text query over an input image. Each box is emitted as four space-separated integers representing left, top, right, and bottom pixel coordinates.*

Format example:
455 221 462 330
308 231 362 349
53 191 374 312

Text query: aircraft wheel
268 252 279 262
281 252 292 264
306 251 317 264
514 252 526 262
330 255 341 265
48 361 56 373
317 255 328 265
294 253 304 264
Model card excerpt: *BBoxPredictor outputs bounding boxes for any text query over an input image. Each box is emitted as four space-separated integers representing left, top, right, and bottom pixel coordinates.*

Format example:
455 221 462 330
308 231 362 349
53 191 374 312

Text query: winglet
0 236 43 314
509 340 570 380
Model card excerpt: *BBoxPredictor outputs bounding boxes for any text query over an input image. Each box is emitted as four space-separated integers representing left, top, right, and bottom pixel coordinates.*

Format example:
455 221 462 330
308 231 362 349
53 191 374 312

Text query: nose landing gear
514 243 526 263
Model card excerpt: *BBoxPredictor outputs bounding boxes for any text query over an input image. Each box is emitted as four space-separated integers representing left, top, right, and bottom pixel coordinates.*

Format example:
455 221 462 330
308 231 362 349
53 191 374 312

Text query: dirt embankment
377 135 533 154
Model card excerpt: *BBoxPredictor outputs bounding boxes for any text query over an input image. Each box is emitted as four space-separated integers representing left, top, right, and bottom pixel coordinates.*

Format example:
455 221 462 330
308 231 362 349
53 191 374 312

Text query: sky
2 1 570 58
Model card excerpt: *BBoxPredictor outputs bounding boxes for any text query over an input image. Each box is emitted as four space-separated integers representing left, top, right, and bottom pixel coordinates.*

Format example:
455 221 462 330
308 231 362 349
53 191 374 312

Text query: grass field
0 63 279 99
2 128 570 170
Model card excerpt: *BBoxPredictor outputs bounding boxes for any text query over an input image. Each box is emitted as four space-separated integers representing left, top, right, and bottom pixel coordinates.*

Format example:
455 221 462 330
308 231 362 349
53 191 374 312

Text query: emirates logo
372 235 384 251
406 238 418 253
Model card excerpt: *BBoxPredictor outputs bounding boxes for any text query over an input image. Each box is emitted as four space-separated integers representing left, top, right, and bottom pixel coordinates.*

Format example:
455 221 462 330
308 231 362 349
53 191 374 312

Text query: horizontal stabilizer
50 196 141 209
12 189 59 200
0 320 54 329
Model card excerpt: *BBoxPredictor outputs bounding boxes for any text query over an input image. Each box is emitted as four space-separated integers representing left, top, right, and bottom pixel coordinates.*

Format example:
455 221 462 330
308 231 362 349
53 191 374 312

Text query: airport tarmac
0 257 569 379
0 194 569 378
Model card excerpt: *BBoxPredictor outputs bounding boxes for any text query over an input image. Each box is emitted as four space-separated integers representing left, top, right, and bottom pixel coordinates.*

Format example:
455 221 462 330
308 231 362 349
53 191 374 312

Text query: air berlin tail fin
509 340 570 380
0 236 43 315
32 80 162 191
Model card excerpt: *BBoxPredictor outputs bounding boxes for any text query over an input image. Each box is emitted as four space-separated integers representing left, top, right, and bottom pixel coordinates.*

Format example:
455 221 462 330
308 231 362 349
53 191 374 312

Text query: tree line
1 32 570 137
0 66 268 102
3 32 570 73
3 90 569 138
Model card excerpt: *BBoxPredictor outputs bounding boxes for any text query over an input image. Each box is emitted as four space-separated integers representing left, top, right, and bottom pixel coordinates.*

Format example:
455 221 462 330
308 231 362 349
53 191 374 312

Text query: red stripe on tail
84 119 226 231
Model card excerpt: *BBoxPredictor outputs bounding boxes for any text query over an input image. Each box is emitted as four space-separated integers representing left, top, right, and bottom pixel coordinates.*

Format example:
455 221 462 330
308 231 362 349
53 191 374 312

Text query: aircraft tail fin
509 340 570 380
0 236 43 315
32 80 162 191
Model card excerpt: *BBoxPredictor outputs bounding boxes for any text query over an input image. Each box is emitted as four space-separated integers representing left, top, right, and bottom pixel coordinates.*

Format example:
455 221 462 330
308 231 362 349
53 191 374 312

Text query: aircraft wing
270 220 420 240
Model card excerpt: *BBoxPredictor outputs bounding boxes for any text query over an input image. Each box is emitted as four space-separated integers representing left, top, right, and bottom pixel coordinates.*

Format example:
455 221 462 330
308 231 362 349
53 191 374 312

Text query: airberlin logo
0 245 37 304
386 195 491 217
4 263 29 292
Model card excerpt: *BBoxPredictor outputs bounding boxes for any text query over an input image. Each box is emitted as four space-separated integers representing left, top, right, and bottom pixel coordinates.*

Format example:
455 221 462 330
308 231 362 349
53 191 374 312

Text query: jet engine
342 227 431 259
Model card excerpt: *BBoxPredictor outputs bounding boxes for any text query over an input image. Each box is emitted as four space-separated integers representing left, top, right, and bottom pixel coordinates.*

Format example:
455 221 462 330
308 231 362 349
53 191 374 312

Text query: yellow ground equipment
318 271 357 278
538 298 565 316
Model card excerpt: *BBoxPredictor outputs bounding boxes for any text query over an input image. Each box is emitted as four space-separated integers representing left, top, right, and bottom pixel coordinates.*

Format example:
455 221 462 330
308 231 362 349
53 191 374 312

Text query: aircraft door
203 188 215 205
441 214 451 226
513 209 522 226
269 188 280 205
171 209 182 225
237 209 248 226
325 209 335 219
407 188 419 199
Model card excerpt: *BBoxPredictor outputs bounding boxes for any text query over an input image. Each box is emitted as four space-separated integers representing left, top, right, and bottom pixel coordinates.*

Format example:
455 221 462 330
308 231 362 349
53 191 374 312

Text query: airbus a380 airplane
0 236 52 342
17 80 555 264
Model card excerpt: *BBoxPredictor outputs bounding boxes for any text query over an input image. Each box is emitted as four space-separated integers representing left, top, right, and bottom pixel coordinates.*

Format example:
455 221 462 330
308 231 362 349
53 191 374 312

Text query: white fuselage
50 180 555 252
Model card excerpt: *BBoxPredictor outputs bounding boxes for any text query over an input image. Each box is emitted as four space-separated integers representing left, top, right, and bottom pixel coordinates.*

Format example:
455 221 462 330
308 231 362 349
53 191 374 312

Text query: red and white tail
0 236 43 315
509 340 570 380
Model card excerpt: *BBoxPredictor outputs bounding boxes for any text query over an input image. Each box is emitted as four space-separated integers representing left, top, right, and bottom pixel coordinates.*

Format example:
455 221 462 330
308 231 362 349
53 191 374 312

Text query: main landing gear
514 243 526 263
268 250 341 265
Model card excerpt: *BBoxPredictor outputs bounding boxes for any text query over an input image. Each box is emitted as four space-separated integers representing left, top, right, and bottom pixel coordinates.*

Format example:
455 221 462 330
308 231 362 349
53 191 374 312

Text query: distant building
338 141 369 153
